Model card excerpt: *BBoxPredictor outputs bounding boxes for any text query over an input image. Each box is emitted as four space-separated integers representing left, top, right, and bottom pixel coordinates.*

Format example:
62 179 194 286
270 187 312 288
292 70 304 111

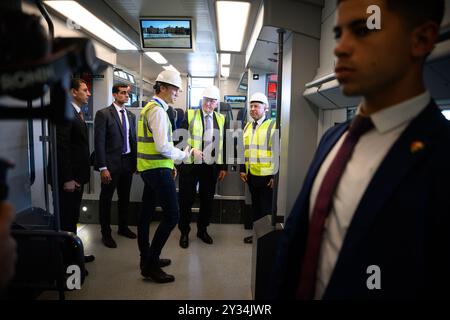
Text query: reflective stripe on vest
186 109 225 164
137 100 174 171
243 118 276 176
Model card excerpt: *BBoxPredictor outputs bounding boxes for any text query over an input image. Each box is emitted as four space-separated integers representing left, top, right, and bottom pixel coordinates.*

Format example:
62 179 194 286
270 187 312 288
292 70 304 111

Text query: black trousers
58 185 84 234
178 164 219 234
99 154 134 235
138 168 179 262
247 174 273 223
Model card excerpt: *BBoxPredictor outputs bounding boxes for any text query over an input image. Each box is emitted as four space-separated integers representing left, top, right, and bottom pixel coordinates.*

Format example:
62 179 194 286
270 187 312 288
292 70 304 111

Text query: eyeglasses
205 98 218 104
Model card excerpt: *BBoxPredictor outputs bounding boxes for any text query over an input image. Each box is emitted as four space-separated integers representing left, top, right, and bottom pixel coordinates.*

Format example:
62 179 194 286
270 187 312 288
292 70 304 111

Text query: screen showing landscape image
140 19 192 49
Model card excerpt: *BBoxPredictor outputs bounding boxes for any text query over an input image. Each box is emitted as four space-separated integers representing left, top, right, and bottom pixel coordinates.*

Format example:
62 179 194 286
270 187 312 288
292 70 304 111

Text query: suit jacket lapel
109 104 124 137
328 103 440 290
213 112 219 130
73 107 87 131
126 110 135 139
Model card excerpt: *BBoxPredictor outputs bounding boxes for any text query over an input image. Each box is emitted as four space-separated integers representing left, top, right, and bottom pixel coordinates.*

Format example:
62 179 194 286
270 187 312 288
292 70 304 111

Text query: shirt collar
71 101 81 114
254 114 266 126
200 107 214 117
113 102 126 113
152 96 168 111
357 91 430 134
203 110 213 118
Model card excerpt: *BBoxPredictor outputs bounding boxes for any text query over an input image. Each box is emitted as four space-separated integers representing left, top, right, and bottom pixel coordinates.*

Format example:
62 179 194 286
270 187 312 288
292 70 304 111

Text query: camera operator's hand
63 180 80 192
0 201 17 288
172 167 177 180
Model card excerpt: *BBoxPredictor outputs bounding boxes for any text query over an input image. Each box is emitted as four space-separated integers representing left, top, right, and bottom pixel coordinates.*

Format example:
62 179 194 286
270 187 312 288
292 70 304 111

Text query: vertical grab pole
35 0 61 230
271 28 285 227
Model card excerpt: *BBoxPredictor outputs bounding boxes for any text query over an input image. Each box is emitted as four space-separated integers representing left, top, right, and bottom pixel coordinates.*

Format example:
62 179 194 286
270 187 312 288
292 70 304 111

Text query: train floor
38 223 253 300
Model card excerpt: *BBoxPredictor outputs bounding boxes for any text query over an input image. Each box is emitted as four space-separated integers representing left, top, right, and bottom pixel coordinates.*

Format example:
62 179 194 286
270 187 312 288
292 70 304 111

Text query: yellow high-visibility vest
137 100 174 171
243 118 276 176
186 109 225 164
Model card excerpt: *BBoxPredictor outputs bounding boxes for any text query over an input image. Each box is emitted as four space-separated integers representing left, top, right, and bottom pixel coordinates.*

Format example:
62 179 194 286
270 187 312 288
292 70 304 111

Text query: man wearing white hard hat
178 85 227 248
240 92 277 244
137 70 202 283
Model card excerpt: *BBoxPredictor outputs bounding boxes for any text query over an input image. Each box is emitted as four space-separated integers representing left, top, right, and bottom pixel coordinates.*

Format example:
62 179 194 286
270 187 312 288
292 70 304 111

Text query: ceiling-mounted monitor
139 17 195 51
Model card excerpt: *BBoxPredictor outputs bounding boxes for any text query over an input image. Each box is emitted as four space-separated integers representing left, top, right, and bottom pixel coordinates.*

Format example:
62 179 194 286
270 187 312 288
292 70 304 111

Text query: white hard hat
155 70 182 89
202 85 220 101
249 92 269 105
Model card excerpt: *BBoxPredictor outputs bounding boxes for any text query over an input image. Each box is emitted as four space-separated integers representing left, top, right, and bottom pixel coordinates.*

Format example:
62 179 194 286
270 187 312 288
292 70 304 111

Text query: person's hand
218 170 227 182
63 180 80 192
267 178 274 189
184 145 191 158
0 201 17 288
240 172 248 183
172 167 177 180
100 169 112 184
192 148 203 162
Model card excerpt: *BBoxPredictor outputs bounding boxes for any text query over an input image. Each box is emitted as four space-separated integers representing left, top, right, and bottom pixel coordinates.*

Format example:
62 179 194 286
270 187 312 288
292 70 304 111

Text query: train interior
1 0 450 300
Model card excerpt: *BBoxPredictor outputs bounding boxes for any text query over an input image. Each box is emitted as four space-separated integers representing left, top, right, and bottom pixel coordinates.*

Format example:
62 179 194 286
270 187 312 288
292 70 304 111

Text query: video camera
0 8 101 124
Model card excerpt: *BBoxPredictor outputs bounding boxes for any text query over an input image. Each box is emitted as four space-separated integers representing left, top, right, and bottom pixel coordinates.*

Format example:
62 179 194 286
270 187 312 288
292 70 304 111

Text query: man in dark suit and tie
53 78 94 263
271 0 450 299
94 83 137 248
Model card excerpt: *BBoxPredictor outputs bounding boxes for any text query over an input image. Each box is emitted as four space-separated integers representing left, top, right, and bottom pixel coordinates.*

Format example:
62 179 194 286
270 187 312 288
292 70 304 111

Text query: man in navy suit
271 0 449 299
94 83 137 248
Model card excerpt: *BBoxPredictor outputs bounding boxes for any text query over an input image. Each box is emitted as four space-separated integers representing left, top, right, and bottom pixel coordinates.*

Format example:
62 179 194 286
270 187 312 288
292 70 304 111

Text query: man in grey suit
94 83 137 248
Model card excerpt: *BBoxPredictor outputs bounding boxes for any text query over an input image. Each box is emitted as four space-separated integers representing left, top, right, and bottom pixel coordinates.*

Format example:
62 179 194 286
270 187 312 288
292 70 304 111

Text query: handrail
305 73 336 89
35 0 60 231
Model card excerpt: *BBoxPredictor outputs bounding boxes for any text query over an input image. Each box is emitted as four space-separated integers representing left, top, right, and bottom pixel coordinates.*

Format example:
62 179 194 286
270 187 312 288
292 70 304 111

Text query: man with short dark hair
271 0 449 299
52 78 94 263
137 70 202 283
94 83 137 248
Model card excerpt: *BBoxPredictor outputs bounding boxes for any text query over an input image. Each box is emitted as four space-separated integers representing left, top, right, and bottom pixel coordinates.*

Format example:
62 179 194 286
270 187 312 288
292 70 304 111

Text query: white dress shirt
113 102 131 154
145 96 187 161
252 114 266 131
310 91 431 299
71 102 81 114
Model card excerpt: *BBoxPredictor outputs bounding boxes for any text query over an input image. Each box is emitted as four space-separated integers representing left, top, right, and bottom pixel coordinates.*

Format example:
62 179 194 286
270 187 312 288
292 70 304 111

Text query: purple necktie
120 109 127 154
297 115 374 300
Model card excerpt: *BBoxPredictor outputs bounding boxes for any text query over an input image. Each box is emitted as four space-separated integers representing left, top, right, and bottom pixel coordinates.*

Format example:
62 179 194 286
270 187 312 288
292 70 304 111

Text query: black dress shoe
140 258 172 270
197 231 213 244
118 228 137 239
102 235 117 248
179 234 189 248
159 258 171 268
141 265 175 283
84 255 95 263
243 236 253 244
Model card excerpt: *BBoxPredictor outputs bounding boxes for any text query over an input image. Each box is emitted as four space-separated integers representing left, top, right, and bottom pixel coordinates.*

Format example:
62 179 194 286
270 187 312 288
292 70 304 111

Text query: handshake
184 146 203 162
